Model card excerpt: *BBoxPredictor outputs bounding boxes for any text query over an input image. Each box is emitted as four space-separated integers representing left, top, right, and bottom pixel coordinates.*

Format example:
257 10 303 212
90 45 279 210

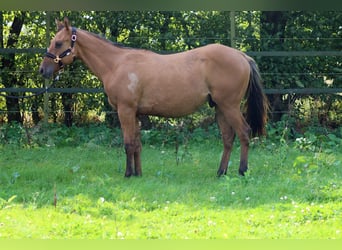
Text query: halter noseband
44 27 77 70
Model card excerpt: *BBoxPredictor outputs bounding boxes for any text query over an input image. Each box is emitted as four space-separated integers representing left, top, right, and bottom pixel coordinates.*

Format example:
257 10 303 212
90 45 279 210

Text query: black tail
245 58 269 137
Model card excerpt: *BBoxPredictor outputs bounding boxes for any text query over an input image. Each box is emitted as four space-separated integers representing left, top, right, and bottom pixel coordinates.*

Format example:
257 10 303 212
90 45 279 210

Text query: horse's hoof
217 169 227 177
238 168 247 176
124 172 132 178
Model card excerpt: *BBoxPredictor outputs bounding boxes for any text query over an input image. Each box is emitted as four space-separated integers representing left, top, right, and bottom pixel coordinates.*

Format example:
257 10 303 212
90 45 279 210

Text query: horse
39 17 269 178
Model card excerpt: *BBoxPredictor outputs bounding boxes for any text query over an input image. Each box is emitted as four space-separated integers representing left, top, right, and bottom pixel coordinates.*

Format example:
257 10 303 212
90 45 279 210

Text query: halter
44 27 77 71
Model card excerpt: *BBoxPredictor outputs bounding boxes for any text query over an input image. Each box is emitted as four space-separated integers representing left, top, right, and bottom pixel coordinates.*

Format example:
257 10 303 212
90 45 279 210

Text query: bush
0 121 340 151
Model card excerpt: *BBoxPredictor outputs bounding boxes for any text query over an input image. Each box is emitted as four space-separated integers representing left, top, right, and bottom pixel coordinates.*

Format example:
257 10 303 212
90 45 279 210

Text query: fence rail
1 48 342 57
1 87 342 95
1 46 341 122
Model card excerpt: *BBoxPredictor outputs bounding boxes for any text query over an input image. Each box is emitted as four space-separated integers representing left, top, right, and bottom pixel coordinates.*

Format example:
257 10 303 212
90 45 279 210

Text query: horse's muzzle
39 64 55 79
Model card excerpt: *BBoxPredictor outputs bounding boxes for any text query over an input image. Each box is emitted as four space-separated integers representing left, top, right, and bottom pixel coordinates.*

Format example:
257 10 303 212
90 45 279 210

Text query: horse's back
111 43 251 117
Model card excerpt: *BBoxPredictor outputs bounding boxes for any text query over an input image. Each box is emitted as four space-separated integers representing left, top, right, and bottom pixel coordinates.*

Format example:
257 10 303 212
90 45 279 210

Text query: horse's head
39 17 77 78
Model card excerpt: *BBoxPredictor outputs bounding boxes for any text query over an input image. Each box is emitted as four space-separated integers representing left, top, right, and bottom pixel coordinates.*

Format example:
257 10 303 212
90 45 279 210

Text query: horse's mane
83 29 154 53
83 30 129 48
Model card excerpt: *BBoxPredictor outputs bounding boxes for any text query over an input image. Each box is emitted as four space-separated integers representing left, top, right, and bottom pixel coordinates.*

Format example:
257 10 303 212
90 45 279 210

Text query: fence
1 87 342 95
1 11 342 126
1 49 342 124
1 49 341 96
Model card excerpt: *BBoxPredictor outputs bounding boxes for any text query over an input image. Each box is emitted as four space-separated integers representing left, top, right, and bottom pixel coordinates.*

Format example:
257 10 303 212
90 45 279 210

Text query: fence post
230 11 235 48
43 12 50 125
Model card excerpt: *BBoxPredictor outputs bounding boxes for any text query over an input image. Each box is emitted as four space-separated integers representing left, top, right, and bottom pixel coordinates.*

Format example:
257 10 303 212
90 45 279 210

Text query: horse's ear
63 17 70 31
55 19 64 31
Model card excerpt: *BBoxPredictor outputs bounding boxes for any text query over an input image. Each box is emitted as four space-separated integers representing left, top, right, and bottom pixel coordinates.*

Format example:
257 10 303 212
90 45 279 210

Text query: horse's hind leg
229 110 251 176
217 107 250 176
216 108 236 176
133 118 142 176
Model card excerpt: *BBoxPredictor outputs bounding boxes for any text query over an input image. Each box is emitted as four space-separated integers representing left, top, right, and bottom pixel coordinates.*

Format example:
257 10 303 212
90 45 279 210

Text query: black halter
44 27 77 70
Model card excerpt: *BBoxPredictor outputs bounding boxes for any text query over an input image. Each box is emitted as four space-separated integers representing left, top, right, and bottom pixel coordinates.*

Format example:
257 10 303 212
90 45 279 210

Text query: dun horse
40 18 269 177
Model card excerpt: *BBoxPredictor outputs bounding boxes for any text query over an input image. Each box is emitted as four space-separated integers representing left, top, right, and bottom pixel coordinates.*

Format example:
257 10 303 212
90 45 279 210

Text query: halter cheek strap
44 27 77 70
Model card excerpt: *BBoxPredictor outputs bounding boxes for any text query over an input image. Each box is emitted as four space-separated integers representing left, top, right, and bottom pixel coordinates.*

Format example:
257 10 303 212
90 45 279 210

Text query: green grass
0 132 341 239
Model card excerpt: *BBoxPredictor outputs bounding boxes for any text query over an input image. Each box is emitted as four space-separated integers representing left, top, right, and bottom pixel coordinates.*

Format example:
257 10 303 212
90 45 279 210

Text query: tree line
0 11 341 128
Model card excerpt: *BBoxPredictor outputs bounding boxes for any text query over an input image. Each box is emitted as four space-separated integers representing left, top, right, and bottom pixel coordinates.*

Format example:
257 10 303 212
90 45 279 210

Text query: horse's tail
245 57 269 137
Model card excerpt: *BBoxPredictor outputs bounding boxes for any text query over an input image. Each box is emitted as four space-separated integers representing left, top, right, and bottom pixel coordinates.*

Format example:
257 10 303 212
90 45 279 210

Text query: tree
0 11 26 123
258 11 341 123
259 11 289 121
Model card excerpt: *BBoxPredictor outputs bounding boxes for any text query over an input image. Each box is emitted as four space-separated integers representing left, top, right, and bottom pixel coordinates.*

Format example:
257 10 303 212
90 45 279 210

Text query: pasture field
0 124 341 239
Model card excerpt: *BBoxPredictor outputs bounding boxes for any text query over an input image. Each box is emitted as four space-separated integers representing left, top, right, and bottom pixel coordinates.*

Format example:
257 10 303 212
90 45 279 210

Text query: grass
0 127 341 239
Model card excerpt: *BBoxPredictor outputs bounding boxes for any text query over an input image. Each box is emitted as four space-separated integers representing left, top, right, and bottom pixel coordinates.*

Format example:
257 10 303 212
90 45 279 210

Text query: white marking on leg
127 72 138 93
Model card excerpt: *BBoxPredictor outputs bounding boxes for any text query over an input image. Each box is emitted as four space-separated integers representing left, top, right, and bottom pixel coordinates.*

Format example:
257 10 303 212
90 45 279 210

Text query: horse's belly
138 91 208 118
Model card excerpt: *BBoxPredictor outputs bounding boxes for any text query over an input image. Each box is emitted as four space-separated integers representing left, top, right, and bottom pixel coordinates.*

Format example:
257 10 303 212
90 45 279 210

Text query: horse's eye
55 41 63 49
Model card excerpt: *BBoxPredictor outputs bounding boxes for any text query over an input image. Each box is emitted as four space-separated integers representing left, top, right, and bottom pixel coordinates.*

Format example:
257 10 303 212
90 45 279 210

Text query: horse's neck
75 30 123 82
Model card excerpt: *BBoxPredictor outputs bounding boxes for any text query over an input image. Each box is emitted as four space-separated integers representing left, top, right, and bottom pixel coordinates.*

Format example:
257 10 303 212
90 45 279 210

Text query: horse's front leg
124 139 142 177
124 142 135 177
118 107 140 177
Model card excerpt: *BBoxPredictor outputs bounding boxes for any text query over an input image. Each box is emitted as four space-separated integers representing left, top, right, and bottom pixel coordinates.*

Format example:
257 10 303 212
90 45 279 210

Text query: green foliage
0 195 17 209
1 10 341 127
0 122 123 148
